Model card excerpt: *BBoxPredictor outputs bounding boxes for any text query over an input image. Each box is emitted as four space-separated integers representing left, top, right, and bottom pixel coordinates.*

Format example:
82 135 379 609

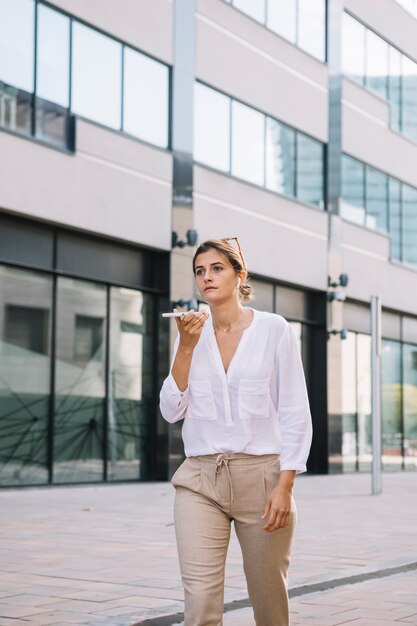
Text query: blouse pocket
238 377 270 419
189 379 217 421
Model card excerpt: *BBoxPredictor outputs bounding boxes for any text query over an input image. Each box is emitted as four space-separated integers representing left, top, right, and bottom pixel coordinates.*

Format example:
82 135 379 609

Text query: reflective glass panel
382 339 403 471
54 278 106 483
123 48 169 148
249 279 274 312
233 0 266 22
298 0 326 61
357 334 371 472
0 0 34 92
296 133 324 208
36 5 69 107
0 266 52 486
366 166 388 232
267 0 296 43
72 22 122 129
388 47 402 132
402 184 417 266
231 101 265 185
108 288 155 481
403 342 417 470
341 155 365 225
341 332 357 472
365 30 388 100
194 83 230 172
342 13 366 86
265 118 295 197
389 177 402 261
402 55 417 142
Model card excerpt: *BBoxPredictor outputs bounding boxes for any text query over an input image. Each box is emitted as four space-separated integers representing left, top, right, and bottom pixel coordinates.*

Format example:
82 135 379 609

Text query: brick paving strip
130 561 417 626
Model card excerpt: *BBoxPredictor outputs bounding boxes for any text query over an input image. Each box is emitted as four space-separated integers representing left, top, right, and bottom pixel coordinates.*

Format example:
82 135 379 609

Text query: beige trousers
172 453 296 626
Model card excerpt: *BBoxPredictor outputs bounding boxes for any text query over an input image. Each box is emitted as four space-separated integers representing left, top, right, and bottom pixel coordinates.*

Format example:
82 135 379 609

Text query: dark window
5 305 49 355
74 315 104 362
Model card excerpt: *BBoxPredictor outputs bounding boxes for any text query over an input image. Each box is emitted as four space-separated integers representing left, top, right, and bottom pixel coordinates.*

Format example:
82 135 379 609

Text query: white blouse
159 309 313 473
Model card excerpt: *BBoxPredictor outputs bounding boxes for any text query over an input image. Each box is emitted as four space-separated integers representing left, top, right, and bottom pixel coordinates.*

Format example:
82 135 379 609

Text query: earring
237 278 241 288
195 287 202 300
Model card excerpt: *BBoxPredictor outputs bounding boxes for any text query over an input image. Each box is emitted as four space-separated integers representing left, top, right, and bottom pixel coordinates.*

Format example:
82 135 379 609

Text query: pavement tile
1 474 417 625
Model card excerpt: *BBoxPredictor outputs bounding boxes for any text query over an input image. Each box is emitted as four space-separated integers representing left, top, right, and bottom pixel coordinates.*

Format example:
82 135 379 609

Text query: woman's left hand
261 470 295 532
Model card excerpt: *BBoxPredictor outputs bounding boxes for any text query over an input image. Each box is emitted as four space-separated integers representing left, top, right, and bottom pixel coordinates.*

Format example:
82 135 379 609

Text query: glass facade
339 329 417 473
72 23 122 130
226 0 327 62
340 332 372 472
195 82 325 208
343 12 417 143
231 101 265 185
341 154 417 268
0 217 169 487
0 0 169 150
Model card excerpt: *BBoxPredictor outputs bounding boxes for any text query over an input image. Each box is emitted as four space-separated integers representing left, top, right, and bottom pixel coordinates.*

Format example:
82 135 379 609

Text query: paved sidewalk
0 472 416 625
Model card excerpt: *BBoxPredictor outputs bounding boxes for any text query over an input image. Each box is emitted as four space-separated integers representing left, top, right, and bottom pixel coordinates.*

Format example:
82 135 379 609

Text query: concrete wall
49 0 173 63
0 120 172 250
194 166 328 290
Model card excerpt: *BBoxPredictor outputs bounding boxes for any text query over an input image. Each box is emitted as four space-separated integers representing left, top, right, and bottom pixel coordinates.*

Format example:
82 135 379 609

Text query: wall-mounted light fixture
328 273 349 289
328 328 348 340
327 291 346 303
172 229 198 248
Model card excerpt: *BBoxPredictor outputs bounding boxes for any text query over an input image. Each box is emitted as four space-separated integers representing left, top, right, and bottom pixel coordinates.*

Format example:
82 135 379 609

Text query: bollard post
371 296 382 495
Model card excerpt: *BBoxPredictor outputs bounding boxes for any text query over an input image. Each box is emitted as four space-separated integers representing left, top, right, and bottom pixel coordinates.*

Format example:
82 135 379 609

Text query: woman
160 238 312 626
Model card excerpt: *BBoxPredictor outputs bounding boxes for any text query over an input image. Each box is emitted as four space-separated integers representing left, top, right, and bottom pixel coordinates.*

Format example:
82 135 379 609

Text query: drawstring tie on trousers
214 454 234 502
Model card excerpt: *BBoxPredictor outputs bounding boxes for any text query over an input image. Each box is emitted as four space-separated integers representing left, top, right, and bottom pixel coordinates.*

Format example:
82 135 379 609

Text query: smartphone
161 312 185 318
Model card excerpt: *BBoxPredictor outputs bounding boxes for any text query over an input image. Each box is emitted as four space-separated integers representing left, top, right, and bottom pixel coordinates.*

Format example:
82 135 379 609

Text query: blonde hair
192 239 254 303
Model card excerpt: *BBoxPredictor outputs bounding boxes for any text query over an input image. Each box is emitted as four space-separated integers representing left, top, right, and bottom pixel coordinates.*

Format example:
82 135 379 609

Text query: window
74 315 104 362
389 47 402 132
72 22 122 129
36 5 69 107
0 0 34 92
382 340 403 470
0 0 34 134
5 305 49 355
298 0 326 62
389 178 402 261
267 0 297 44
227 0 326 61
402 55 417 142
0 266 52 486
194 83 231 172
365 30 388 100
402 184 417 266
233 0 266 22
231 100 265 185
296 133 324 207
366 167 388 232
341 155 365 225
36 5 70 146
54 278 107 483
195 83 324 206
108 288 155 481
403 342 417 470
265 118 296 197
343 13 417 143
342 155 417 268
123 48 169 148
342 13 366 86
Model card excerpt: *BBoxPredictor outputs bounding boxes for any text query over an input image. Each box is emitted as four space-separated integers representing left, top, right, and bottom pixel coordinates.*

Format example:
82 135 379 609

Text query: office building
0 0 416 486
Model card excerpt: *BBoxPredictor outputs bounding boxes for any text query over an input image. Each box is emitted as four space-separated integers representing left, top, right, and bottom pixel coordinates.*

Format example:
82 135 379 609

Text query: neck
210 300 247 332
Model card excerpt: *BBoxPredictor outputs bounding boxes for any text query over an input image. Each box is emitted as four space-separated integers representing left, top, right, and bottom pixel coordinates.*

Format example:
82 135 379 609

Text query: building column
169 0 196 475
326 0 345 473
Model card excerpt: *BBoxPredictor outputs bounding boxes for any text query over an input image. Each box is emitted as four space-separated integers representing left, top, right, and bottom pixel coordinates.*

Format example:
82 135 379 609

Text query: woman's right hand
174 308 209 352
